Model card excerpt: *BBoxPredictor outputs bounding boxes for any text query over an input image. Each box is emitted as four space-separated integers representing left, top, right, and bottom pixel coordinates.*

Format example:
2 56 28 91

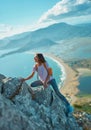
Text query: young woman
21 53 73 114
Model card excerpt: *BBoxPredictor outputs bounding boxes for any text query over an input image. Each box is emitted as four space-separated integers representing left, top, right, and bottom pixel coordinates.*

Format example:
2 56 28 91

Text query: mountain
29 22 91 41
0 74 81 130
17 38 58 52
0 22 91 50
0 32 32 49
76 23 91 27
0 22 91 60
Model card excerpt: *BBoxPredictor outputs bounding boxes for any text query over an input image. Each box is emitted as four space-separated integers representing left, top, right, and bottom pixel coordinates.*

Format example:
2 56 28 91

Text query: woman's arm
22 71 35 82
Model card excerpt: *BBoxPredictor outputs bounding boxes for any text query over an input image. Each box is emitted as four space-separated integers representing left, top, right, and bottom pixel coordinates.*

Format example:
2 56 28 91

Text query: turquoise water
78 76 91 94
0 52 63 85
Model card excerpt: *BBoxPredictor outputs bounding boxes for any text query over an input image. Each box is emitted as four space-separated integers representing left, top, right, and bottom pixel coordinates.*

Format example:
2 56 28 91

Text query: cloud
0 24 37 39
38 0 91 24
0 24 12 33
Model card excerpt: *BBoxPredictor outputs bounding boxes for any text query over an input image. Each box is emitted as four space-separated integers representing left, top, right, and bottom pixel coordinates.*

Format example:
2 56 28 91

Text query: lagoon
78 76 91 94
0 52 64 86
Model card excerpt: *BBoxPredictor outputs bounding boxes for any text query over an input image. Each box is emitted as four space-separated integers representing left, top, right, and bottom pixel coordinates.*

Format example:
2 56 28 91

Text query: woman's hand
43 81 48 88
20 78 25 82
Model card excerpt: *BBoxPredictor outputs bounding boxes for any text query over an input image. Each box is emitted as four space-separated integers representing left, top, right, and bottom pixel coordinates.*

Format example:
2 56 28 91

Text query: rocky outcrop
74 111 91 130
0 74 82 130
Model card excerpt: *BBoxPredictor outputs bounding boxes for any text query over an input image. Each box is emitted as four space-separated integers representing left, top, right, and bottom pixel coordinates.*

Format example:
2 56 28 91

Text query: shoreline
45 53 79 104
27 52 91 104
76 68 91 77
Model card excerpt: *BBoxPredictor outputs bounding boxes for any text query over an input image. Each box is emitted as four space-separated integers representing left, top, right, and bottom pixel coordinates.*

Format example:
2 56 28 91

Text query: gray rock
0 82 3 93
74 111 91 130
0 74 81 130
0 74 6 81
1 77 23 98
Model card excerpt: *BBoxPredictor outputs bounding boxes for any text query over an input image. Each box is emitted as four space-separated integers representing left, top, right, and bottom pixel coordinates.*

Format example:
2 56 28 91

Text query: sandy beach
45 53 80 104
28 52 91 104
76 68 91 76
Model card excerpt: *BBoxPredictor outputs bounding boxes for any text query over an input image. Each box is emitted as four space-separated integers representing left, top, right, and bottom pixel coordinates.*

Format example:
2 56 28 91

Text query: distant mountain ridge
0 22 91 50
0 22 91 60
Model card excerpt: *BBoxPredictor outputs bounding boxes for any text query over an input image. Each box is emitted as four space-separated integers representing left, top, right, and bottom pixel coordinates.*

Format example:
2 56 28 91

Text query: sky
0 0 91 39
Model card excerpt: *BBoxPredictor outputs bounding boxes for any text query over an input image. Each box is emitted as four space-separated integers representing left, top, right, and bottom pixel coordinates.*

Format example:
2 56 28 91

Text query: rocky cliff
0 74 82 130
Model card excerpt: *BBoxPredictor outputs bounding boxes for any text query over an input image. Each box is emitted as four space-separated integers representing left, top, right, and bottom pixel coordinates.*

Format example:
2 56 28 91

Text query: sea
0 51 65 87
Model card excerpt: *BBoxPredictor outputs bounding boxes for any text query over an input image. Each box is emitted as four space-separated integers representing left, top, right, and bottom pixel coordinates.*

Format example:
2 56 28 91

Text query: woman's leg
28 80 43 98
48 79 70 106
31 80 43 87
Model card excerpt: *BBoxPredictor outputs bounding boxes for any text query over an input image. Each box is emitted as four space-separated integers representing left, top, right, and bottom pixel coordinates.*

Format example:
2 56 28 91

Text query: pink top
33 62 53 83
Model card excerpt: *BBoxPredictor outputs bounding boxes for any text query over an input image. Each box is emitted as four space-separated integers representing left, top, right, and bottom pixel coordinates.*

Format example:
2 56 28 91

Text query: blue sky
0 0 60 25
0 0 91 39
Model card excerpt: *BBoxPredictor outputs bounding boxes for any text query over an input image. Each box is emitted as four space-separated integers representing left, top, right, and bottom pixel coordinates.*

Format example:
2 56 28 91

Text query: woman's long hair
36 53 46 63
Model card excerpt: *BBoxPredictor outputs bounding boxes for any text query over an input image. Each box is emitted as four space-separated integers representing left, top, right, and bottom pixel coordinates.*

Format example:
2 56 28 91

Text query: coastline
27 52 91 105
76 68 91 76
45 53 79 104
